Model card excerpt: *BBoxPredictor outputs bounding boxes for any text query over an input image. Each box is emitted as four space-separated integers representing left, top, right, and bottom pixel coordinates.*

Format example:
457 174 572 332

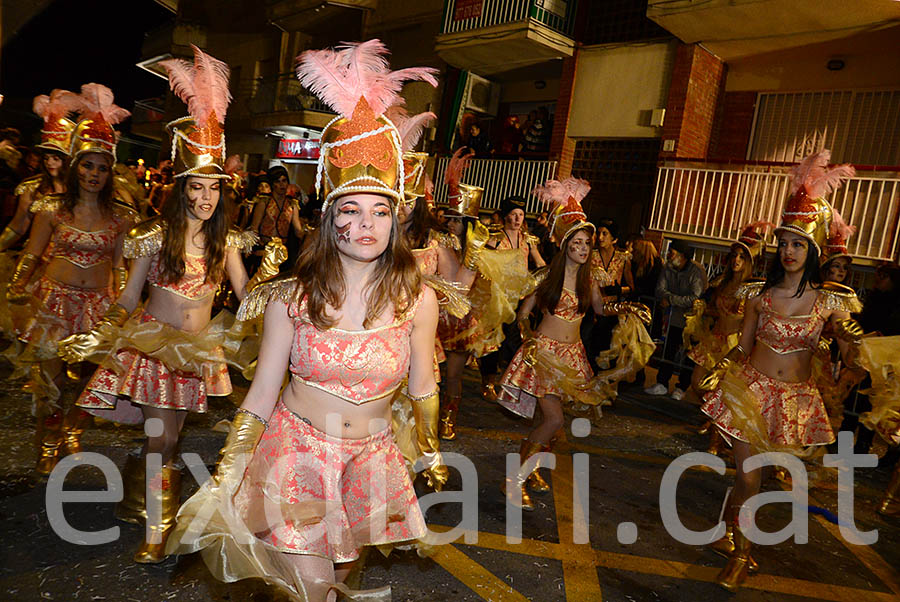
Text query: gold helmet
402 151 429 206
733 221 773 262
534 177 593 246
775 150 854 255
33 90 80 156
385 104 437 209
296 40 438 214
821 207 856 266
161 45 232 179
443 147 482 218
69 84 130 161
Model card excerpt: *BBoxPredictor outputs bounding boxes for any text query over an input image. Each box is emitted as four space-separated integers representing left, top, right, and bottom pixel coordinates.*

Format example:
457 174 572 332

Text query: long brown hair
38 151 69 196
158 177 229 285
403 196 441 250
294 197 422 330
536 227 593 316
63 153 115 216
710 244 753 290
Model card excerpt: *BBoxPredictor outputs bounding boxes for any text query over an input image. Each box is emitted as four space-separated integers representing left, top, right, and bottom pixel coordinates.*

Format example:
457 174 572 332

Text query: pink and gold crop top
287 288 424 404
146 253 218 301
549 287 583 322
755 289 825 355
42 203 133 268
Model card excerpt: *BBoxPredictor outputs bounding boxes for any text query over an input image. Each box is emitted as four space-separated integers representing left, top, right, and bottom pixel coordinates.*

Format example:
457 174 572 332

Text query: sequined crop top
288 288 425 404
550 287 583 322
48 209 132 269
147 253 218 301
756 289 825 354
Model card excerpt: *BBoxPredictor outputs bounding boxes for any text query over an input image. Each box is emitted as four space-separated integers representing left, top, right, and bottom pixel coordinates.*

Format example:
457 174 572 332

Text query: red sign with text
454 0 483 21
276 138 320 160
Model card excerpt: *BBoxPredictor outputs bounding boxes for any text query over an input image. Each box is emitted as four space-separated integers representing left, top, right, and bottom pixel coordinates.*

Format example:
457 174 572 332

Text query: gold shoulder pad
431 230 461 251
112 200 140 224
236 276 299 321
15 175 42 198
735 279 765 300
524 232 540 247
29 192 65 214
819 282 862 313
226 227 259 254
124 217 165 259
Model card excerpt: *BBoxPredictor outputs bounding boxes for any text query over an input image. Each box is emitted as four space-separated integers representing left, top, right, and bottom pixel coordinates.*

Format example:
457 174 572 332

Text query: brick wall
550 54 578 178
709 91 757 160
660 43 725 159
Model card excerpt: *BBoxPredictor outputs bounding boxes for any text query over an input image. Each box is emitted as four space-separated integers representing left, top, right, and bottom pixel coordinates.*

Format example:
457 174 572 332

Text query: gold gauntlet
410 388 449 491
57 303 130 364
603 301 652 325
698 344 746 392
7 253 39 303
0 226 22 252
114 266 128 294
463 221 490 271
211 409 268 490
834 318 864 343
246 237 288 293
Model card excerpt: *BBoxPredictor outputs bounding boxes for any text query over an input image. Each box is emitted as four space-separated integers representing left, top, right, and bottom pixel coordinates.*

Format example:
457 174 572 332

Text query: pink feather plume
78 83 130 125
33 89 83 120
830 207 856 240
160 44 231 124
385 105 435 151
296 39 438 118
790 149 855 198
533 177 590 208
445 147 474 194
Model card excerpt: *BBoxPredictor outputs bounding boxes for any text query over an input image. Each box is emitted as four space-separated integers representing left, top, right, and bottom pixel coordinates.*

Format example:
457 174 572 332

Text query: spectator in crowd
521 106 551 154
468 122 493 157
490 210 502 227
631 238 662 303
645 239 708 399
498 115 521 155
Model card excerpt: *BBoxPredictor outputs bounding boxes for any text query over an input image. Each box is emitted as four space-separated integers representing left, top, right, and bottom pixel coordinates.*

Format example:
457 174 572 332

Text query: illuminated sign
276 138 320 160
454 0 483 21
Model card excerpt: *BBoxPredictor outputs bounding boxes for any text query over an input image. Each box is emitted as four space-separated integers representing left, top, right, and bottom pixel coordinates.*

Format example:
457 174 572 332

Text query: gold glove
57 303 130 364
603 301 652 325
0 226 22 252
463 220 490 271
210 409 267 491
686 299 706 318
410 389 449 491
834 318 864 343
7 253 40 304
114 266 128 294
246 237 288 293
698 344 746 392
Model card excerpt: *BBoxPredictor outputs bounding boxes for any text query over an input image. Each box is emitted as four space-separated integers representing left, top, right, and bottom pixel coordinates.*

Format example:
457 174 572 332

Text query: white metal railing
649 162 900 262
440 0 577 37
432 157 557 215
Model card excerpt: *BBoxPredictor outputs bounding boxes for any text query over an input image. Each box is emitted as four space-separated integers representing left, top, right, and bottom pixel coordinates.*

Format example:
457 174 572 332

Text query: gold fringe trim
734 280 765 300
226 228 259 253
430 230 460 251
28 193 65 215
819 284 862 313
236 276 299 322
124 217 164 258
15 175 41 198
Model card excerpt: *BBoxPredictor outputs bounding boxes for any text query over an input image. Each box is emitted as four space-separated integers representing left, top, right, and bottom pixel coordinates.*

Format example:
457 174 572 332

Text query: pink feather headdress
77 83 130 125
789 149 855 199
69 83 129 159
446 147 474 199
385 104 436 152
33 89 83 155
160 44 231 127
534 177 593 246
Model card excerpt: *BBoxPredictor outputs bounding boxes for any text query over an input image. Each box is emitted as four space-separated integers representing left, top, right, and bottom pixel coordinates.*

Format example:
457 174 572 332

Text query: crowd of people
0 38 897 602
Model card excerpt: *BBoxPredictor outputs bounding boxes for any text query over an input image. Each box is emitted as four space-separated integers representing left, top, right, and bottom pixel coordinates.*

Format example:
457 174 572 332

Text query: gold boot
707 430 726 456
717 526 753 591
709 506 758 573
35 410 64 476
61 406 93 457
116 453 147 525
697 419 713 435
878 462 900 516
526 443 551 493
134 465 182 564
481 376 499 402
439 395 460 441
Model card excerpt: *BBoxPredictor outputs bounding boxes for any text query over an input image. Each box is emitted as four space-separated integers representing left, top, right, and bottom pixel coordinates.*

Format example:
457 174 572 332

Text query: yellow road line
430 543 530 602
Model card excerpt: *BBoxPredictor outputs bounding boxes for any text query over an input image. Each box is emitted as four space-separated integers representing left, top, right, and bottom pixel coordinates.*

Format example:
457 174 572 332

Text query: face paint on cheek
336 222 351 244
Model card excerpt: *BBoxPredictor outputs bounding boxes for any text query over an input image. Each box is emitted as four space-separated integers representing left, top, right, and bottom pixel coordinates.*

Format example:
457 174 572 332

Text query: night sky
1 0 174 140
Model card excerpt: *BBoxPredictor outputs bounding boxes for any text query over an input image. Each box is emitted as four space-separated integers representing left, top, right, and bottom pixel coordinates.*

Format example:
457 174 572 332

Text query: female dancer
699 151 862 590
166 40 444 601
688 223 767 447
7 84 135 475
497 178 649 509
0 90 78 252
58 48 283 563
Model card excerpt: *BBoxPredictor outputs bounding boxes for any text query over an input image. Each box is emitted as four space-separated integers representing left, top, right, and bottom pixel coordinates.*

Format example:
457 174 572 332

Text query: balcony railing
246 73 334 116
649 161 900 262
440 0 577 38
432 157 557 215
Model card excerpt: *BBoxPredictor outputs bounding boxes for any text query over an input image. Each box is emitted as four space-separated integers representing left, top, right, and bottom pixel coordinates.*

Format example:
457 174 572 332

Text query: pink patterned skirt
77 312 231 416
497 334 593 419
701 361 834 447
231 400 426 562
20 276 113 361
